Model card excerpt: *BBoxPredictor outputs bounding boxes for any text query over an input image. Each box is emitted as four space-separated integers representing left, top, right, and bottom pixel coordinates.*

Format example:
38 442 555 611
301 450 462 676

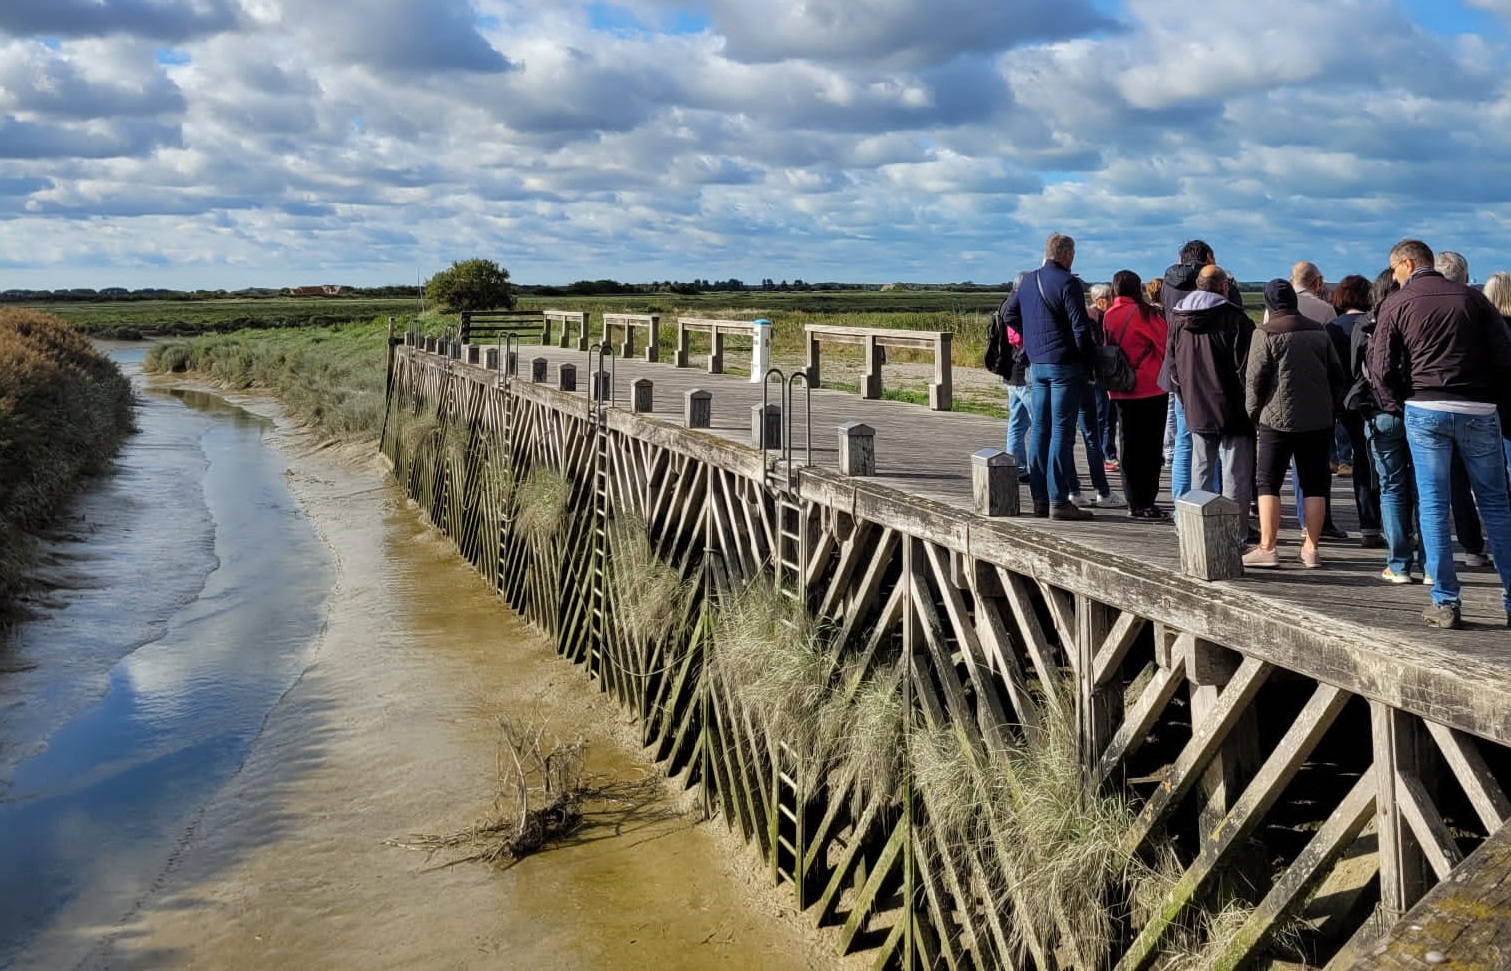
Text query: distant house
285 285 350 297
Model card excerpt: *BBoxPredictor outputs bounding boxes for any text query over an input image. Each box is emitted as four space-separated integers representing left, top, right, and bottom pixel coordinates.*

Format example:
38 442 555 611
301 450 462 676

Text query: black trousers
1115 394 1169 510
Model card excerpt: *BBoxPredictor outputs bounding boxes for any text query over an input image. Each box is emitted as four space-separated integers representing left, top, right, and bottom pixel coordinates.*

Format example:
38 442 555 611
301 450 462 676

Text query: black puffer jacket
1170 290 1256 436
1246 311 1346 433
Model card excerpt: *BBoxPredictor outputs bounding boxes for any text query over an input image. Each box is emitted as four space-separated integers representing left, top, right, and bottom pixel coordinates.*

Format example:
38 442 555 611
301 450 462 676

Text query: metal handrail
783 371 812 490
587 342 616 422
498 332 519 390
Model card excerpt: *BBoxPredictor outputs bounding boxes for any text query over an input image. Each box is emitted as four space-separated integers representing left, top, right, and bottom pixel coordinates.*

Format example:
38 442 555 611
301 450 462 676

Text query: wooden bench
804 324 953 411
674 317 763 374
458 309 546 345
602 313 660 362
544 309 589 350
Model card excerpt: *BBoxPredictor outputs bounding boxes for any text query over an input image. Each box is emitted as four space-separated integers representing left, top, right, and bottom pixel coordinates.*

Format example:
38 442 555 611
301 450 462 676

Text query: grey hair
1435 250 1469 284
1390 239 1434 271
1483 272 1511 316
1088 283 1113 302
1290 261 1322 290
1044 233 1075 263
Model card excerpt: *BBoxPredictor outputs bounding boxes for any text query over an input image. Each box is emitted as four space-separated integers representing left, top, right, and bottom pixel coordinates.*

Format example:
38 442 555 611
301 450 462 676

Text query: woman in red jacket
1102 270 1171 519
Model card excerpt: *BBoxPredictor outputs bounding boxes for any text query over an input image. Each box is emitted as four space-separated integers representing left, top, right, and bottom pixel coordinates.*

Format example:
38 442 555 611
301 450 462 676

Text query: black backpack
983 299 1014 379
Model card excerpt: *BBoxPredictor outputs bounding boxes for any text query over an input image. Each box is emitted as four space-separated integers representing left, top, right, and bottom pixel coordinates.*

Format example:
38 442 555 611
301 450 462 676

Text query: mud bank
9 380 845 971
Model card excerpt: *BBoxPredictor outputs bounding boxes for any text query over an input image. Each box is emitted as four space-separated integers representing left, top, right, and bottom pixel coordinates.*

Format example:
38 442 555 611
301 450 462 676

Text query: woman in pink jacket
1102 270 1171 519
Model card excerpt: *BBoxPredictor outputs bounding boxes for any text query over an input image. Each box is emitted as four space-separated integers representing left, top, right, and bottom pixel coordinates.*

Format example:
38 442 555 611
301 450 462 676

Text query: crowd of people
995 233 1511 631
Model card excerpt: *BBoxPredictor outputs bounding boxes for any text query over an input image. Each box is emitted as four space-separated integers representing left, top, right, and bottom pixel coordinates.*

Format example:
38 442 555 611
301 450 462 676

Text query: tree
424 258 514 312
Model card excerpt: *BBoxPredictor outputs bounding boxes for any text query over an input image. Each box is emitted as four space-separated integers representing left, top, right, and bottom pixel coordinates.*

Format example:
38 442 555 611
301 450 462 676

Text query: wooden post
751 403 781 449
1076 595 1118 775
931 333 953 411
1373 702 1431 920
645 314 661 363
505 350 518 376
482 346 500 369
530 357 548 383
1176 490 1244 580
971 448 1019 516
541 315 554 345
591 370 612 403
837 421 875 476
709 329 725 374
465 344 481 365
632 378 653 414
1187 638 1261 840
805 329 821 385
685 389 712 429
619 327 634 360
675 320 690 368
558 363 576 392
861 335 882 399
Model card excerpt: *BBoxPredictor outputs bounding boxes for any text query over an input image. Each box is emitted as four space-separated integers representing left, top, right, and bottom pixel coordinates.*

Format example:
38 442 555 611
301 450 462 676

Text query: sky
3 0 1511 290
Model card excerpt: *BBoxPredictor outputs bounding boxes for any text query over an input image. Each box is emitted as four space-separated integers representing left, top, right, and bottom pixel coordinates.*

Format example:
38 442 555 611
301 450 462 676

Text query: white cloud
2 0 1511 288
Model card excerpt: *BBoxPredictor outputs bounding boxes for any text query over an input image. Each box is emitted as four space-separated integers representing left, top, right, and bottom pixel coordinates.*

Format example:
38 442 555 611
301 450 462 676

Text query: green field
26 296 422 339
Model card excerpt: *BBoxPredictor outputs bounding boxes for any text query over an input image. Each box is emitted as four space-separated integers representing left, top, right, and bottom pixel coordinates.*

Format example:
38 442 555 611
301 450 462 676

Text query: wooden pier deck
388 337 1511 970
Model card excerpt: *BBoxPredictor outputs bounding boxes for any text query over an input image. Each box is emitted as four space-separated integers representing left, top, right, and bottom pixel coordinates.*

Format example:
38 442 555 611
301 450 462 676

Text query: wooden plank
1425 720 1511 833
1375 703 1432 920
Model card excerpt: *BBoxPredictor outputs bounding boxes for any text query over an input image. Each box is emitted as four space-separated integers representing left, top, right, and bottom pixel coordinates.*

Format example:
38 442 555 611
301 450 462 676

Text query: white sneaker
1461 552 1492 568
1069 492 1093 508
1096 489 1127 508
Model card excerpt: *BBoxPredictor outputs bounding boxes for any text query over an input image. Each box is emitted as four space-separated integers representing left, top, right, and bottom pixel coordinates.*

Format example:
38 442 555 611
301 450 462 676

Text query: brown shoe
1050 501 1094 521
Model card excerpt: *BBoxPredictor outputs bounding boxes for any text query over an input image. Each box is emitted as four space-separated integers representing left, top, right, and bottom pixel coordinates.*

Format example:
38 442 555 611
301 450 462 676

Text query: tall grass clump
712 582 840 783
144 319 399 441
0 309 135 607
910 682 1146 969
606 514 694 647
514 466 571 545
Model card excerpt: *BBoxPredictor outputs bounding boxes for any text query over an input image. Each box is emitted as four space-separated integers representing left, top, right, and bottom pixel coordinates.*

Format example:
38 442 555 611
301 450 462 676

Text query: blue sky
3 0 1511 289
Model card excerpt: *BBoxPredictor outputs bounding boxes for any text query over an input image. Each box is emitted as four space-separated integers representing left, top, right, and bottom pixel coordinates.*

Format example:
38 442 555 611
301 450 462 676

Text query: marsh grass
606 514 694 648
144 320 400 441
0 309 135 606
825 663 906 811
514 467 571 545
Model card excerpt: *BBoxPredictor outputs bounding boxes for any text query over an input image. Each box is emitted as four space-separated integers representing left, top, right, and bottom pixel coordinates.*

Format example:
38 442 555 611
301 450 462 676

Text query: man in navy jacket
1002 233 1098 519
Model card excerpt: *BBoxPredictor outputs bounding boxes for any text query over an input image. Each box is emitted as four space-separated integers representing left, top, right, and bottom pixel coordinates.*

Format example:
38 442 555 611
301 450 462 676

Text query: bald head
1195 264 1229 293
1291 261 1323 294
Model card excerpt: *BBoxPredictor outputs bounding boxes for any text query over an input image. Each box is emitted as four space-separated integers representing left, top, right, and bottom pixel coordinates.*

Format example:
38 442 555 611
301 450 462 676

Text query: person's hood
1264 278 1299 314
1163 261 1204 291
1172 290 1231 332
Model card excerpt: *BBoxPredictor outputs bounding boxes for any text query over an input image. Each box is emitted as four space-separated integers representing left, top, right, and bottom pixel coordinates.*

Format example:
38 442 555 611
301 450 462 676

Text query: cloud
0 0 240 42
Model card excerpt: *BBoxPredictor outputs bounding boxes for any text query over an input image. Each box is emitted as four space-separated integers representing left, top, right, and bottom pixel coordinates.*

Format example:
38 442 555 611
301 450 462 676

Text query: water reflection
0 362 332 964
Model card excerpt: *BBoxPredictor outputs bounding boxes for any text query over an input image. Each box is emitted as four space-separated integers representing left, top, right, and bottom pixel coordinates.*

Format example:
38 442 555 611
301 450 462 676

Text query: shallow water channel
0 350 837 971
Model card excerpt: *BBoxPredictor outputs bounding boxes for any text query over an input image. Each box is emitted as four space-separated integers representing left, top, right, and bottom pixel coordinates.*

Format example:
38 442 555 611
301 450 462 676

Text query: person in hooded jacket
1159 240 1245 504
1328 275 1383 548
1169 263 1256 540
1244 280 1348 569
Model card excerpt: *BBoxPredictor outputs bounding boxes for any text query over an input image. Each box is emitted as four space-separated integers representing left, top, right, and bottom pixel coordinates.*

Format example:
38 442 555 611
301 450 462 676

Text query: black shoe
1321 524 1349 541
1244 528 1261 546
1032 501 1049 518
1360 533 1386 549
1050 501 1094 521
1423 602 1462 630
1018 471 1032 483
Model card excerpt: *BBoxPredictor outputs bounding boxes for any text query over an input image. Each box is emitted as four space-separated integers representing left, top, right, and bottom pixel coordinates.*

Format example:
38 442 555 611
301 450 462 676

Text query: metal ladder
587 343 616 681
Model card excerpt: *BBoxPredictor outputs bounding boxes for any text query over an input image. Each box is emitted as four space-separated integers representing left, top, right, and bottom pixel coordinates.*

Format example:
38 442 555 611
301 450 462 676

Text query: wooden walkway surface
501 342 1511 726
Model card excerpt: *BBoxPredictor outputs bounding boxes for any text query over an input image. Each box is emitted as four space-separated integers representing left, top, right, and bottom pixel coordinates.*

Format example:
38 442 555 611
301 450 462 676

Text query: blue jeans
1366 412 1418 577
1403 406 1511 610
1030 363 1090 504
1073 380 1111 497
1096 386 1117 461
1170 394 1193 501
1006 382 1033 471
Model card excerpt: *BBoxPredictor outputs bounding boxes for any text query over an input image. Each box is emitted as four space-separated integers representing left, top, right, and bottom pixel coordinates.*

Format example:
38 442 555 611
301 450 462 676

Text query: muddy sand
30 385 850 971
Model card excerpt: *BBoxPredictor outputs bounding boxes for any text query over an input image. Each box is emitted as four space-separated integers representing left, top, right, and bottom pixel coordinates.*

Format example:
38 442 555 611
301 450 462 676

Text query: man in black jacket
1169 264 1257 541
1370 238 1511 629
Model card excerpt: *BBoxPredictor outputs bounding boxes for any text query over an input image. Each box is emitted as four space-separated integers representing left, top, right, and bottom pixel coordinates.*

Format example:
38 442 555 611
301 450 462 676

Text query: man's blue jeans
1403 406 1511 610
1365 412 1418 577
1170 394 1193 501
1073 379 1111 497
1006 381 1033 471
1030 363 1089 504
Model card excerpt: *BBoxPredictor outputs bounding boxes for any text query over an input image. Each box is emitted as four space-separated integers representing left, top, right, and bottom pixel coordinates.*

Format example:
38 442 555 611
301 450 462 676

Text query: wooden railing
543 309 589 350
674 316 761 373
457 309 544 344
601 313 660 362
803 324 953 410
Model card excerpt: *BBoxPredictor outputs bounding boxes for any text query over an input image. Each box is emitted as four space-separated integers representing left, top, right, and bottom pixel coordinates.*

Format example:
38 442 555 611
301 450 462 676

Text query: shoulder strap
1111 306 1156 367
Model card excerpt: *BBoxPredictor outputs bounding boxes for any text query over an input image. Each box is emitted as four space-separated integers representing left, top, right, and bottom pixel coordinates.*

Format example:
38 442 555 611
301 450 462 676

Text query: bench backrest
459 309 545 344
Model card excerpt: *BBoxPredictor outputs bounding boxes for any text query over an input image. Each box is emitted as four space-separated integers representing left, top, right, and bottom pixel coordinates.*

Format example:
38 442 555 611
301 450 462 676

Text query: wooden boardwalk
524 341 1511 669
391 338 1511 969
